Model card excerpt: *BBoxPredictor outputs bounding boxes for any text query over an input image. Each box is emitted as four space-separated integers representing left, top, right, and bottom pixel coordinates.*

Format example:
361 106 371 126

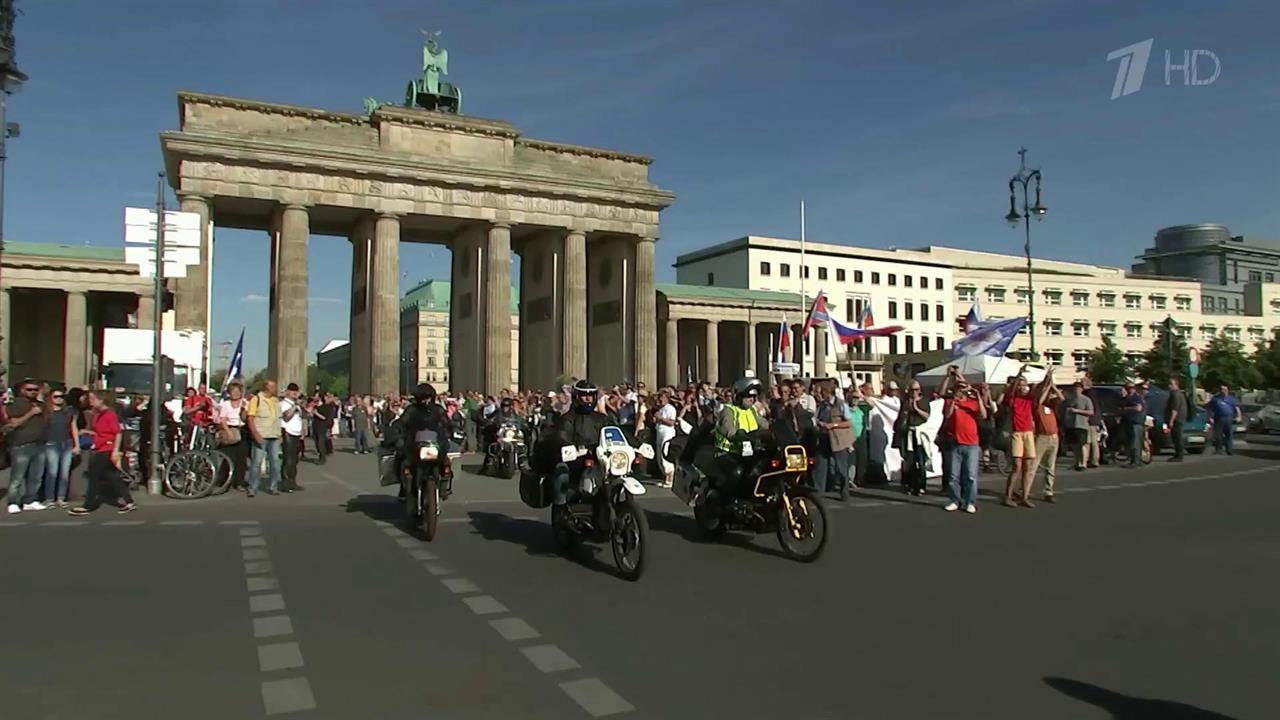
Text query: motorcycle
521 426 655 581
402 429 456 541
487 423 527 479
677 434 829 563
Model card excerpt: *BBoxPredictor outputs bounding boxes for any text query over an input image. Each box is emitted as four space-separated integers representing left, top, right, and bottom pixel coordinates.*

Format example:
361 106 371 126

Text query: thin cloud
240 293 268 303
310 296 344 304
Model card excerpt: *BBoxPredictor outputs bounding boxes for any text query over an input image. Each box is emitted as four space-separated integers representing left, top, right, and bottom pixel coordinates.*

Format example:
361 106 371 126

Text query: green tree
1134 317 1191 386
306 365 350 396
244 367 270 392
208 368 228 393
1199 335 1261 392
1087 336 1129 384
1252 330 1280 390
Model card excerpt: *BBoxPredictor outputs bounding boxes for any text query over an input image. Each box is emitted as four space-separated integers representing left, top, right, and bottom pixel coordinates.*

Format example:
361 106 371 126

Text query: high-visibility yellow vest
714 405 759 452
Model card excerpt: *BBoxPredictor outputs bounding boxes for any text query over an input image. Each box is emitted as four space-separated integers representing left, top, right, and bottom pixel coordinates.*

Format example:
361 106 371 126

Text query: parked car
1181 408 1210 454
1238 403 1263 436
1247 403 1280 434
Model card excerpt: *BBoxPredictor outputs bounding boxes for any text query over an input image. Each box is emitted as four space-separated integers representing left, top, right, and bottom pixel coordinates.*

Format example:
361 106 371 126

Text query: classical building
0 242 164 386
314 339 350 379
399 279 518 393
673 236 955 377
160 91 673 396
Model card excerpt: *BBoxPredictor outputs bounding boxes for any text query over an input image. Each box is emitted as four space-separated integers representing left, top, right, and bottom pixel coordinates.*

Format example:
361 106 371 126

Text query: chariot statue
363 31 464 115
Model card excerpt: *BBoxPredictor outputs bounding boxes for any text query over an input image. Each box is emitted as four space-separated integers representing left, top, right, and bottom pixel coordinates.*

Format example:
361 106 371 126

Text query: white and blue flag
220 329 245 399
951 316 1026 358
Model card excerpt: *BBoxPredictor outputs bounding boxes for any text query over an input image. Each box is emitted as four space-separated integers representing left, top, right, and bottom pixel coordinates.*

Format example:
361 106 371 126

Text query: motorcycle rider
699 376 770 497
480 397 526 473
391 382 455 498
543 379 610 508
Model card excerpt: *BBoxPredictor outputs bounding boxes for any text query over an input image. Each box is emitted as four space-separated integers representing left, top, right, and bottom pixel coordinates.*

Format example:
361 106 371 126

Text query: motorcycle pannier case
519 469 551 509
378 449 398 487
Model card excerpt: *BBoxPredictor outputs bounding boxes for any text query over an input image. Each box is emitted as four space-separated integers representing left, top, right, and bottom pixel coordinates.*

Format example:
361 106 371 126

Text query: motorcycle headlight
608 451 631 476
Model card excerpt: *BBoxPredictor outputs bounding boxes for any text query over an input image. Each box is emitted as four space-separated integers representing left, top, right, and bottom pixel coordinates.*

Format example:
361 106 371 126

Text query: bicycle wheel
207 450 234 495
164 451 217 499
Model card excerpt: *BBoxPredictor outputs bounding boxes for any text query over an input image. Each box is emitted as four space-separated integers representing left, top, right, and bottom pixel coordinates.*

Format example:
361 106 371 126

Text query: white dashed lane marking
559 677 636 717
238 526 317 716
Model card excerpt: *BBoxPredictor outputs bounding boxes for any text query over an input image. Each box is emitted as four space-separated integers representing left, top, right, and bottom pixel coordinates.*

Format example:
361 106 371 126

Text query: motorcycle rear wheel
776 491 828 563
611 498 648 581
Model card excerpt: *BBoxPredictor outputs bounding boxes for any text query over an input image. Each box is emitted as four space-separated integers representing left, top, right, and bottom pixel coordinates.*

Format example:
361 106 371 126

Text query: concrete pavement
2 438 1276 718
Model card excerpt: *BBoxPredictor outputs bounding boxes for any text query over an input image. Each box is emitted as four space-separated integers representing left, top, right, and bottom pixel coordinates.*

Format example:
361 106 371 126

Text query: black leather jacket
489 409 527 433
555 406 609 450
400 402 454 442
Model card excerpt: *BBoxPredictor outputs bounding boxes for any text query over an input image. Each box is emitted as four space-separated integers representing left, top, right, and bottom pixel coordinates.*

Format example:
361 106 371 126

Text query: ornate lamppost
1005 147 1047 359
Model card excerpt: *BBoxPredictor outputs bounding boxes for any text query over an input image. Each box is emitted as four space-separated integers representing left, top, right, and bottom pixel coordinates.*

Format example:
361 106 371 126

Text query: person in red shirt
68 390 136 515
1001 365 1055 508
939 366 989 513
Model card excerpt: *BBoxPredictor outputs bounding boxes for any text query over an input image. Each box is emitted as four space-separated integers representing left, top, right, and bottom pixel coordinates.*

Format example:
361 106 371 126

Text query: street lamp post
1005 147 1047 360
0 0 28 376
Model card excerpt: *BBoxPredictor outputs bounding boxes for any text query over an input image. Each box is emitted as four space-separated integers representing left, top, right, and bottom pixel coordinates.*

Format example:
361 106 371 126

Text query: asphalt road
2 437 1277 719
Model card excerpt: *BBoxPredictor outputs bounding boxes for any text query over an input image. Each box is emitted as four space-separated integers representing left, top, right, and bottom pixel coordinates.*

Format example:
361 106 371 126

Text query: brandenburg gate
160 91 673 395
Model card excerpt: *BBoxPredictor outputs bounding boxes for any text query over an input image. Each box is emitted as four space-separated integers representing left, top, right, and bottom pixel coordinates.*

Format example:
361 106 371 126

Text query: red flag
802 292 829 336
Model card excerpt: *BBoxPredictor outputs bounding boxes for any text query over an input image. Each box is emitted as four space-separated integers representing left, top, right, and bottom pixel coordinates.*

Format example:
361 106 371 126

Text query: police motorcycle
400 427 457 541
522 425 655 581
674 380 829 563
487 423 527 479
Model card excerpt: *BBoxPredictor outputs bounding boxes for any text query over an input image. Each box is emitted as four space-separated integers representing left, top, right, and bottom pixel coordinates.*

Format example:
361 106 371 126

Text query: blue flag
951 316 1026 358
221 329 245 399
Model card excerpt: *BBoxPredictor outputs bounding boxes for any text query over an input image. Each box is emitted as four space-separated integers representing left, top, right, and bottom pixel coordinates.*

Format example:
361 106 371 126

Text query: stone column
369 213 401 395
484 223 512 395
135 294 155 330
634 236 657 388
173 194 212 334
814 326 827 377
63 290 88 386
348 217 372 394
271 205 309 389
1 287 10 372
746 322 757 373
665 317 679 387
705 320 719 385
562 230 587 381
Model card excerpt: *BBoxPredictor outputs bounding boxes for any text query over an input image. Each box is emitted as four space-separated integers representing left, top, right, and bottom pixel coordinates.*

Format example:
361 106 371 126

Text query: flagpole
799 200 806 377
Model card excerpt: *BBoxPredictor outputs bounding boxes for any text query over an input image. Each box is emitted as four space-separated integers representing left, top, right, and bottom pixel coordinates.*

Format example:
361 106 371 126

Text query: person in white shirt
278 383 305 493
653 390 678 488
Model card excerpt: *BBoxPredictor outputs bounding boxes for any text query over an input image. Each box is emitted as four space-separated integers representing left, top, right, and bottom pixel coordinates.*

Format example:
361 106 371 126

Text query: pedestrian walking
5 379 49 513
1164 377 1188 462
215 382 250 491
279 383 304 492
352 395 374 454
941 373 987 514
246 379 282 497
309 393 335 464
1205 384 1241 455
41 388 78 508
1026 366 1063 502
1119 382 1146 467
1063 381 1094 471
68 390 136 515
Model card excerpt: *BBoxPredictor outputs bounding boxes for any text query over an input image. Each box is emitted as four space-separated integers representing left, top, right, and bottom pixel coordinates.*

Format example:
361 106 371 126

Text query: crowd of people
1 366 1244 516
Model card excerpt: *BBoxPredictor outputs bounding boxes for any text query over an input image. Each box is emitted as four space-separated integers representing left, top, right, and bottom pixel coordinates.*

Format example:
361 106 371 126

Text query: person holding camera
892 380 931 496
939 366 988 513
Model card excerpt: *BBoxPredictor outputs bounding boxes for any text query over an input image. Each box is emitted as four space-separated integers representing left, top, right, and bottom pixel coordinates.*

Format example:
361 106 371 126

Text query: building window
1201 325 1217 339
1044 290 1062 306
1271 299 1280 314
920 336 930 352
1268 272 1276 282
1124 294 1141 309
905 335 915 353
888 335 898 354
1098 292 1116 308
707 272 715 285
1125 352 1144 366
920 303 929 321
1018 321 1029 335
1177 323 1192 338
1175 296 1192 311
1218 297 1228 311
920 276 928 289
957 287 976 303
1225 327 1241 341
1150 295 1167 310
837 269 846 282
904 275 913 288
935 278 943 291
986 288 1006 303
904 303 914 320
802 266 810 279
854 270 864 283
1015 288 1030 305
888 301 898 319
1072 321 1090 337
1249 327 1264 343
888 274 897 286
780 264 791 277
936 335 946 350
936 304 945 322
871 272 881 285
1071 291 1089 307
1044 321 1063 337
760 261 771 276
818 267 828 280
1249 270 1262 282
1125 322 1142 338
1099 322 1117 338
1072 351 1090 372
1044 350 1064 366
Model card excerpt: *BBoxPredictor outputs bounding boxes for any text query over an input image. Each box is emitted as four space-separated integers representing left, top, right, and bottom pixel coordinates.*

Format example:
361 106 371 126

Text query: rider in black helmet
537 378 609 507
480 396 526 473
393 382 455 495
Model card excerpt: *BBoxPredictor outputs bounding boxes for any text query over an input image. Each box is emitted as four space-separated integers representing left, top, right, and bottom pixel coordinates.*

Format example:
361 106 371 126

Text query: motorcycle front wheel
611 498 648 581
776 490 828 563
500 451 516 480
423 475 440 541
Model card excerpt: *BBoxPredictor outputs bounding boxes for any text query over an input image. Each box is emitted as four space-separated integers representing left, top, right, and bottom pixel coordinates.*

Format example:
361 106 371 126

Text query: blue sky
7 0 1278 371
